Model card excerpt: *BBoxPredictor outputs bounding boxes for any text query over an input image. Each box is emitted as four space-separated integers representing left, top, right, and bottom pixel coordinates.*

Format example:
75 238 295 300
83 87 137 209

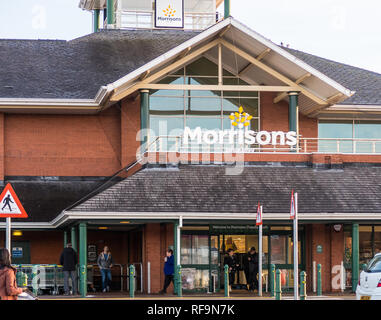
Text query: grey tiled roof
1 29 380 105
5 178 110 222
283 47 381 105
69 165 381 215
0 29 200 99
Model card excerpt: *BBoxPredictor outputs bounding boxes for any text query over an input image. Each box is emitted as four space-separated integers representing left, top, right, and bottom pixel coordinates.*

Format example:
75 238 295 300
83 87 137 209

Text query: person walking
159 249 174 294
59 243 78 295
97 246 113 292
0 248 26 300
244 247 258 291
224 248 239 292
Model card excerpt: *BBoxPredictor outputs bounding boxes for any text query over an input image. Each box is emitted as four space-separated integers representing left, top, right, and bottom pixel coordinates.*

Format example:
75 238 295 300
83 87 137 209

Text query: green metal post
361 263 367 271
300 271 307 300
140 89 149 148
129 265 135 298
270 264 275 297
173 222 178 295
288 92 298 133
275 269 282 300
352 223 359 292
224 0 230 19
317 264 322 296
63 230 68 248
177 265 182 297
79 223 87 297
71 226 77 252
224 264 229 297
107 0 114 25
93 9 100 33
32 265 38 296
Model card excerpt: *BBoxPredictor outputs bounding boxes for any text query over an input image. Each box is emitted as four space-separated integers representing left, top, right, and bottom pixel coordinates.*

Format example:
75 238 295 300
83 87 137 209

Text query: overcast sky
0 0 380 73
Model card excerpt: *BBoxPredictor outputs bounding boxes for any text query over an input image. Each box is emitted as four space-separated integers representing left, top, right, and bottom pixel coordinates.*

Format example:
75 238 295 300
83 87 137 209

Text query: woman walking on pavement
0 248 27 300
97 246 114 293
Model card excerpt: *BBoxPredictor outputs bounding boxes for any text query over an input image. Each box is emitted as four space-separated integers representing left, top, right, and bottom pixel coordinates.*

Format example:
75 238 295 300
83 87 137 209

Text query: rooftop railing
147 136 381 154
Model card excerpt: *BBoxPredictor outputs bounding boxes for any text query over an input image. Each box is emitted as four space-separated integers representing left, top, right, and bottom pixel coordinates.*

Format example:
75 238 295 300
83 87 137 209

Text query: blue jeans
101 269 112 291
63 270 77 294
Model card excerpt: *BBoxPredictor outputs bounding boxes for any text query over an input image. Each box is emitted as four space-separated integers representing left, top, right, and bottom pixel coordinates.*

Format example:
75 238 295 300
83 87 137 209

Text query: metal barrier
87 264 124 292
300 271 307 300
127 263 143 293
275 269 282 300
317 264 322 296
224 264 229 297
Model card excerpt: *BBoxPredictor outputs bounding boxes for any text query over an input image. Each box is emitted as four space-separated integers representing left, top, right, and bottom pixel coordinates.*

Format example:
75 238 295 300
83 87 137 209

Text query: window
148 58 260 151
318 120 381 153
366 256 381 273
181 234 209 265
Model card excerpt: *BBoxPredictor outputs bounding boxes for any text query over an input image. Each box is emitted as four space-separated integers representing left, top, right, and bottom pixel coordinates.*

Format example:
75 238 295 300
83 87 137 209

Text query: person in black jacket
60 243 78 295
223 248 239 292
243 247 258 291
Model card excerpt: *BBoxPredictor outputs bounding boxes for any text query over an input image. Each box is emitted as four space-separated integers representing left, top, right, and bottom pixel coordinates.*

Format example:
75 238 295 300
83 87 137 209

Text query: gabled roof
0 29 199 100
0 17 380 113
66 165 381 217
284 47 381 106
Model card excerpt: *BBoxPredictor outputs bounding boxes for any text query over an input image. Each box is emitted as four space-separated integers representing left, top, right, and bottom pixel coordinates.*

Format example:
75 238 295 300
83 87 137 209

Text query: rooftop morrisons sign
183 127 298 146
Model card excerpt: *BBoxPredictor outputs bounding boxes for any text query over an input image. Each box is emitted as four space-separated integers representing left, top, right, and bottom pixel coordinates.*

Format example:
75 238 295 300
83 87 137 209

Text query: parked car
356 253 381 300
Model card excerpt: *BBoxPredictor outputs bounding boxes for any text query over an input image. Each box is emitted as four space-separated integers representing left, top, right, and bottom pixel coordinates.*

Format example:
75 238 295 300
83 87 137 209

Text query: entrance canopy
107 17 354 116
61 164 381 224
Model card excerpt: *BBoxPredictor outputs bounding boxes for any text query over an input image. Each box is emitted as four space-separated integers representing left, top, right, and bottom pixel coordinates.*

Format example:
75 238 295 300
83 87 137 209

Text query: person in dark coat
223 248 239 292
244 247 258 291
59 243 78 295
159 249 174 294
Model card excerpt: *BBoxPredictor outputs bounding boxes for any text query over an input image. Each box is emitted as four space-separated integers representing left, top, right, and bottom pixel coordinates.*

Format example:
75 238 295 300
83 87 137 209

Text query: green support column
93 9 100 33
107 0 115 26
79 223 87 297
63 230 68 248
224 0 230 19
173 222 178 296
71 226 77 252
140 90 149 148
352 223 359 292
288 92 299 133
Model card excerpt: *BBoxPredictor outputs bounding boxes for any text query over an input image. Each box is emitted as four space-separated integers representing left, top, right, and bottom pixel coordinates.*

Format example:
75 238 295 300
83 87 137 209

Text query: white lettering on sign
183 127 297 146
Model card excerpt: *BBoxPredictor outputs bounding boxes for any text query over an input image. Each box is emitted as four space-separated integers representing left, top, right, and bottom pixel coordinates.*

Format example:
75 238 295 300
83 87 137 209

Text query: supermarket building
1 0 381 296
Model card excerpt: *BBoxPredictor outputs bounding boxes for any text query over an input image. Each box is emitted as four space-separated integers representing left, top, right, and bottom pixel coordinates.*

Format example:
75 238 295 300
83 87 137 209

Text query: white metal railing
147 136 381 154
115 10 216 30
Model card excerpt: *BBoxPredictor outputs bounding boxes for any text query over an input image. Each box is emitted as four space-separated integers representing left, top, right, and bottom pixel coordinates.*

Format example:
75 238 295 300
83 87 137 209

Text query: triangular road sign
0 183 28 218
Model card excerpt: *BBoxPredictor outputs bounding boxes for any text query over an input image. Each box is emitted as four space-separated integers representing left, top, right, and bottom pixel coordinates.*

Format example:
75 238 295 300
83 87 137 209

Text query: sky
0 0 380 74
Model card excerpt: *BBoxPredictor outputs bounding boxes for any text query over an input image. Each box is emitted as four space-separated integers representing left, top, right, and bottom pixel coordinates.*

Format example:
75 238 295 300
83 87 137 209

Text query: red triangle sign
0 183 28 218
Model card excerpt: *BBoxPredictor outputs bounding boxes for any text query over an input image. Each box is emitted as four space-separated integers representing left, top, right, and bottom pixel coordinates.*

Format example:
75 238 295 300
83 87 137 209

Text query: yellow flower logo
229 106 253 128
163 5 176 17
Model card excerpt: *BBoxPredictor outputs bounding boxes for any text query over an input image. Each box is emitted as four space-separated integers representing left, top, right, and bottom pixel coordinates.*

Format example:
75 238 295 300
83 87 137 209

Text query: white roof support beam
238 48 271 76
110 38 221 101
220 39 326 106
273 72 311 104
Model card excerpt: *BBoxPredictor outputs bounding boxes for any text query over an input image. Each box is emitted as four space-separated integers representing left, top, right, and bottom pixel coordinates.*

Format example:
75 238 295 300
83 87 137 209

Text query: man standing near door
59 243 78 295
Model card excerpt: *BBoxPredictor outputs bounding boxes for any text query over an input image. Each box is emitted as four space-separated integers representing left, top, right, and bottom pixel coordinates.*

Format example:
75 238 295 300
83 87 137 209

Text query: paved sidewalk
39 292 356 300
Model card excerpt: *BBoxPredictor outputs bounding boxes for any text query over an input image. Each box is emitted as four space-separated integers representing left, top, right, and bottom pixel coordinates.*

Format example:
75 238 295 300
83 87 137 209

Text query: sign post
0 183 28 254
290 190 299 300
256 202 263 297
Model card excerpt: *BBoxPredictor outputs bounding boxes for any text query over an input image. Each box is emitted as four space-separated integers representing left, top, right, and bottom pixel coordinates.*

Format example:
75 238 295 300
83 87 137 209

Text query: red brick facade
0 90 372 295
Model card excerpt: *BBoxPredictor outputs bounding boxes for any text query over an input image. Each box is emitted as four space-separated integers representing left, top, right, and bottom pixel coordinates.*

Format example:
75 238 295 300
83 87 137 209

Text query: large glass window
318 120 381 153
148 58 260 151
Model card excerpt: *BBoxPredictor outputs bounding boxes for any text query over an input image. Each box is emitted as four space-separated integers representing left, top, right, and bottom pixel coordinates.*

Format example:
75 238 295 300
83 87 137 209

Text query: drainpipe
224 0 230 19
107 0 115 27
93 9 100 33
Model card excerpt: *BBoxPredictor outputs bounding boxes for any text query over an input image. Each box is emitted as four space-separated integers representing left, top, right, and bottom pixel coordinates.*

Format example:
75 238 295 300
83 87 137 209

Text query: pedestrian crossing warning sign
0 183 28 218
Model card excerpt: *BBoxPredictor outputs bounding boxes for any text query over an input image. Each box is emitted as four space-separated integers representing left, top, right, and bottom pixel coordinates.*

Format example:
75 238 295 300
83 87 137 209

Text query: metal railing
147 135 381 154
115 10 216 30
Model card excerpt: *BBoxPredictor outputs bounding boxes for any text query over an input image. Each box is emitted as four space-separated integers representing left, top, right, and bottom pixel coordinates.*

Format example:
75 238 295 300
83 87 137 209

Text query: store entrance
180 225 304 294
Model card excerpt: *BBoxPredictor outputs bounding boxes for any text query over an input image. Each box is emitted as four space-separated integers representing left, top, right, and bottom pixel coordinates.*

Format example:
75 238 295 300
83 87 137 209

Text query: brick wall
4 107 121 177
